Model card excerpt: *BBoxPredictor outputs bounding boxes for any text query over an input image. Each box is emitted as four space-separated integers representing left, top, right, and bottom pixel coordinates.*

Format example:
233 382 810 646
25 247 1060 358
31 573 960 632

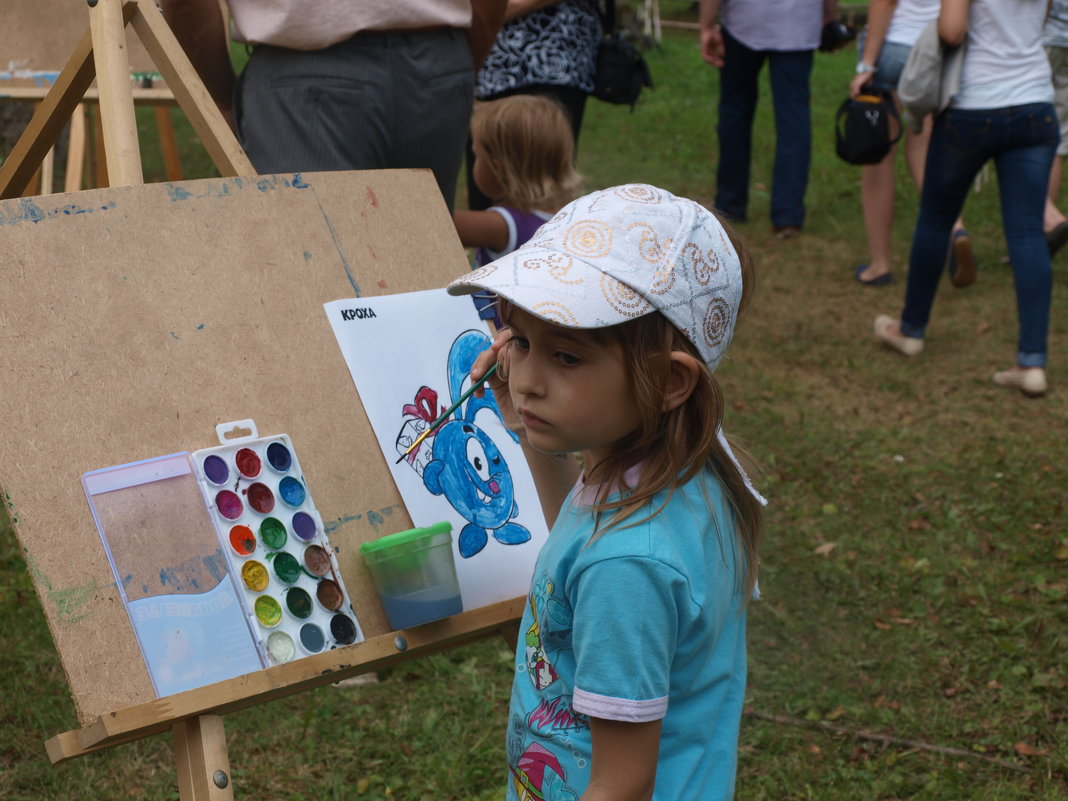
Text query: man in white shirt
161 0 507 212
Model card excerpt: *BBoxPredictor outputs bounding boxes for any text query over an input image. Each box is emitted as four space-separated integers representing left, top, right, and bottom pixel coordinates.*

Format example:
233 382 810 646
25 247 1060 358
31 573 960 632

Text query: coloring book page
325 290 549 611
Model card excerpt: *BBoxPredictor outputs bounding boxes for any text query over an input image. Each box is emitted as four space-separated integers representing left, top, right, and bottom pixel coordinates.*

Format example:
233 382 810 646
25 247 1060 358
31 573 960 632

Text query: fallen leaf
943 687 958 698
825 705 846 721
873 619 892 631
907 518 930 531
976 321 991 334
987 680 1002 690
808 744 822 756
814 542 836 557
1014 741 1050 757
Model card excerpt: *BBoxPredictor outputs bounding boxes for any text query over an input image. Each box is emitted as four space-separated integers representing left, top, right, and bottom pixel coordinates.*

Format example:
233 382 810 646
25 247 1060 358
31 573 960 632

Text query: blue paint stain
303 251 312 261
196 324 205 330
323 512 363 534
0 198 116 227
167 184 192 201
171 332 180 340
290 173 310 189
203 552 229 583
309 186 361 296
256 178 273 192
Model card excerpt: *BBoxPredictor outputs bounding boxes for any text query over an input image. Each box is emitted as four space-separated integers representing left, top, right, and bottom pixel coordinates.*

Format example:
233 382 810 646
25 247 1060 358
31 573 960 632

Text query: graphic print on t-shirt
525 580 559 690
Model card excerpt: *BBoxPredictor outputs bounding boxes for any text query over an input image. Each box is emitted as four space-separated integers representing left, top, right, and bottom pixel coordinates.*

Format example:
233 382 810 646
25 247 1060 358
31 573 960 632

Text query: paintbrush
395 363 499 464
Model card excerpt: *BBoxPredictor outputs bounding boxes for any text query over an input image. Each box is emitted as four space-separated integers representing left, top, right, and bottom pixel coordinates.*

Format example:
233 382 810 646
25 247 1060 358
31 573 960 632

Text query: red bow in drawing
403 386 443 426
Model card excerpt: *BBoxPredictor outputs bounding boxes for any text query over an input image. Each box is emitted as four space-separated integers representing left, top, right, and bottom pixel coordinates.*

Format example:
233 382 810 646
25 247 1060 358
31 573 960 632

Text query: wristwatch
855 62 878 74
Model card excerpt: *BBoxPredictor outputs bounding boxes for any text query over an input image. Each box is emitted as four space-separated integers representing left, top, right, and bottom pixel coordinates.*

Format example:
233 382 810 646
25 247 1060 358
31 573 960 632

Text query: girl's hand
471 327 519 431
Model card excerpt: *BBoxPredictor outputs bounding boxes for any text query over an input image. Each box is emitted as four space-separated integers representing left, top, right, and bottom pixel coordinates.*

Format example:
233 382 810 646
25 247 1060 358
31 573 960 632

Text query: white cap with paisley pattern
447 183 743 372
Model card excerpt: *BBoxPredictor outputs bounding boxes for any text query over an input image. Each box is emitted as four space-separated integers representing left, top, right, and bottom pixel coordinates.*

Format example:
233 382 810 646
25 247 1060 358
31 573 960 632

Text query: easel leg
65 104 88 193
173 715 235 801
89 0 143 185
498 621 520 653
155 106 184 181
93 106 109 189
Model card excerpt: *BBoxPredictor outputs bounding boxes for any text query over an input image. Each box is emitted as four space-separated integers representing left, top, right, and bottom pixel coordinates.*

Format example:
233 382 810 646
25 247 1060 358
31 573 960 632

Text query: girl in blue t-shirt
448 183 764 801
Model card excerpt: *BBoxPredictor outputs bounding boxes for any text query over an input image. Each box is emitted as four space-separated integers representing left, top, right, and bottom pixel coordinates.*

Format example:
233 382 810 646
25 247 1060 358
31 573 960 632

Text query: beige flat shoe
992 367 1047 397
874 315 924 356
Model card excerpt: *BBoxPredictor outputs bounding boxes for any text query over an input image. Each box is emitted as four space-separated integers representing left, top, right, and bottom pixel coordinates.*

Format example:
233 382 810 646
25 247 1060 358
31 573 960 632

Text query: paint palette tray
193 420 363 665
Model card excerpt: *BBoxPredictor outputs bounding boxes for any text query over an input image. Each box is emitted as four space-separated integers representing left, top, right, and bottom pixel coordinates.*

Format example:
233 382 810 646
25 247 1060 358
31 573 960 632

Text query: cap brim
447 245 656 330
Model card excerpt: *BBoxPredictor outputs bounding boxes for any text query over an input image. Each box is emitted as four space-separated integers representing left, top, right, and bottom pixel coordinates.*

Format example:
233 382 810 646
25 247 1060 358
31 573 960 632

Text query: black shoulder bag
593 0 653 109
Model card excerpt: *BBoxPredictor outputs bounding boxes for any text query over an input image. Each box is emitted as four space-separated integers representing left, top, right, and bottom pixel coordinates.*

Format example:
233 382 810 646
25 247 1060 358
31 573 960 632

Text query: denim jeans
900 103 1058 367
716 26 814 228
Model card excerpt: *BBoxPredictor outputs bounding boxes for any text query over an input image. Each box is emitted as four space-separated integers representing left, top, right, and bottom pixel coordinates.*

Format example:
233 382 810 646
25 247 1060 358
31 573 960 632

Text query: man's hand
700 25 725 67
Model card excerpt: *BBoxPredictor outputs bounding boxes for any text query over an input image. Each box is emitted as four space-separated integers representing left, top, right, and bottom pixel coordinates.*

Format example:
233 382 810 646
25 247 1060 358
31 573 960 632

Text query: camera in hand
819 20 856 52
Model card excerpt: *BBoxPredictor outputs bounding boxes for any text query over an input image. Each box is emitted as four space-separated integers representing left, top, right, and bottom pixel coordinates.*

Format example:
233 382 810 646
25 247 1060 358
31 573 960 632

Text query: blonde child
448 184 765 801
454 95 582 278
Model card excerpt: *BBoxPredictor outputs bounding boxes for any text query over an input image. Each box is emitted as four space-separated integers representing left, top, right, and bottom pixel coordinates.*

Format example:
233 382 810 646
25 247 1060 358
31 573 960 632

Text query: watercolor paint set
193 421 362 665
83 420 362 698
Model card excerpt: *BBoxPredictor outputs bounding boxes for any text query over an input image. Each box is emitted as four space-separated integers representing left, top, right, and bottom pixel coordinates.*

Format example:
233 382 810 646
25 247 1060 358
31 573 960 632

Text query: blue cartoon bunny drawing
422 330 531 558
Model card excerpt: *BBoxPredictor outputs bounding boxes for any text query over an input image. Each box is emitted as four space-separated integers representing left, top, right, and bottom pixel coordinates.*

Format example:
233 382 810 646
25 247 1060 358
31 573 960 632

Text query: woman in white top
874 0 1058 396
850 0 970 286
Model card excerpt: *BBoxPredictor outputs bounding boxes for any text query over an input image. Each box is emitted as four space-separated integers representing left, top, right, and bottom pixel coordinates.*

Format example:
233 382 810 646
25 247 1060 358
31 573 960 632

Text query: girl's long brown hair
500 216 762 598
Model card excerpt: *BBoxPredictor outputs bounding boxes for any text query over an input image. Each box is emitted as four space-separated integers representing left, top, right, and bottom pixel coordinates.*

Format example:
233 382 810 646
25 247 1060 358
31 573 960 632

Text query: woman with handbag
874 0 1058 396
850 0 971 286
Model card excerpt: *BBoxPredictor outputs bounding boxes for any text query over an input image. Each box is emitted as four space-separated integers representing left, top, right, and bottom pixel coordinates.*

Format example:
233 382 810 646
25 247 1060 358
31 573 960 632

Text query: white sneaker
992 367 1047 397
874 315 924 356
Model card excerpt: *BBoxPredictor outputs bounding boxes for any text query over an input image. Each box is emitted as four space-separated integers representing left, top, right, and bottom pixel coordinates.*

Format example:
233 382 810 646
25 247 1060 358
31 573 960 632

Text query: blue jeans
716 26 814 228
900 103 1058 367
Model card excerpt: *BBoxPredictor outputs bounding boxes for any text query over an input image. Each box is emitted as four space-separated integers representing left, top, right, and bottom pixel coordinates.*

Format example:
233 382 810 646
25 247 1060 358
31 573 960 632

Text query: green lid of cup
359 521 452 556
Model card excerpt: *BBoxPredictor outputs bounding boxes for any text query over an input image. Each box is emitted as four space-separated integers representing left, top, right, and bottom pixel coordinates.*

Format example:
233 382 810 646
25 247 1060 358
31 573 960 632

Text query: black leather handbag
593 0 653 109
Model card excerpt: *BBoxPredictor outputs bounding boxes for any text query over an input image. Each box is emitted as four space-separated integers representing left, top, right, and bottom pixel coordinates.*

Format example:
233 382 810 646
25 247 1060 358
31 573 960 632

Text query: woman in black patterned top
467 0 602 210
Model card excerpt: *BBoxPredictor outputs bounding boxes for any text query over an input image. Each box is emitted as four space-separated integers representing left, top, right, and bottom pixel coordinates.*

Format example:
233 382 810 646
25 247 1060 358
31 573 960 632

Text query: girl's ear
662 351 701 412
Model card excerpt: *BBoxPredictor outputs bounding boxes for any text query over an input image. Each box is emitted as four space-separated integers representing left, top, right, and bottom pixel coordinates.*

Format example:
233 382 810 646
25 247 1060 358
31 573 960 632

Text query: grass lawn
2 23 1066 801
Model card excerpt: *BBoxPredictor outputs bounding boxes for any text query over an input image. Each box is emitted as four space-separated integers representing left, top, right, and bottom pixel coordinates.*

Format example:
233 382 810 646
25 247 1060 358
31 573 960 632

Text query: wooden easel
0 3 523 799
0 0 250 199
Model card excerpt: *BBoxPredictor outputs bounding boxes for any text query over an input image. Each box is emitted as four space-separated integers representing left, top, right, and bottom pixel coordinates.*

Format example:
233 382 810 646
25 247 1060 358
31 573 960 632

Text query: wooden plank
129 0 254 176
89 0 143 186
43 596 523 762
0 87 180 105
0 170 486 724
0 0 163 79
